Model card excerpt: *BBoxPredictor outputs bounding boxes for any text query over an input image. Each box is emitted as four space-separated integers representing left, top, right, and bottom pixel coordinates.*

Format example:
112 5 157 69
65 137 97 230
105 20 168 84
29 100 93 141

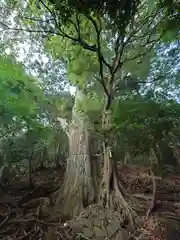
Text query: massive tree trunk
100 109 136 227
55 89 97 218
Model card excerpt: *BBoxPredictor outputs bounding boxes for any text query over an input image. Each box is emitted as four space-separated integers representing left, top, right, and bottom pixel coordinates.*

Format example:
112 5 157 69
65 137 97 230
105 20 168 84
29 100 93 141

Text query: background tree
0 54 47 182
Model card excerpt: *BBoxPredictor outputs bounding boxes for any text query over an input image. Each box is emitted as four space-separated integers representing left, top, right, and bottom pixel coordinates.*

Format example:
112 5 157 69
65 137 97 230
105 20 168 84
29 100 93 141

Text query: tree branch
20 16 54 23
126 7 163 44
102 7 163 104
112 35 125 76
87 15 112 71
87 15 112 101
38 1 98 52
0 129 14 139
94 76 109 98
39 0 58 27
0 21 55 35
122 32 164 65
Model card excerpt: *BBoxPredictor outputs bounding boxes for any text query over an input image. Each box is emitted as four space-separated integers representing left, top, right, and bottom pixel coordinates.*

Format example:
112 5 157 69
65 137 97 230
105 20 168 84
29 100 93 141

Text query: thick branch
39 0 58 27
38 2 98 52
87 15 112 72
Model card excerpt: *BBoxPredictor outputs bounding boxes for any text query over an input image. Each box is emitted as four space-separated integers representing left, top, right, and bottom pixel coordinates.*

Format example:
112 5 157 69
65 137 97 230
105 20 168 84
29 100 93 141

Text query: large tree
39 0 178 221
1 0 179 222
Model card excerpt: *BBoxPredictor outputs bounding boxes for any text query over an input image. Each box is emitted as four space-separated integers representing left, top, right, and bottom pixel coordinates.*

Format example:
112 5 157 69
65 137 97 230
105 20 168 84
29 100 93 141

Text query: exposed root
100 160 137 229
100 108 137 228
114 174 136 227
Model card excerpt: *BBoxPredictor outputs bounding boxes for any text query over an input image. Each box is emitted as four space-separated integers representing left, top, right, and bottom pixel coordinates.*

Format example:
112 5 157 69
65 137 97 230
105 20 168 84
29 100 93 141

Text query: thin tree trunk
40 147 45 169
55 144 61 169
28 149 34 188
55 89 97 218
100 109 136 228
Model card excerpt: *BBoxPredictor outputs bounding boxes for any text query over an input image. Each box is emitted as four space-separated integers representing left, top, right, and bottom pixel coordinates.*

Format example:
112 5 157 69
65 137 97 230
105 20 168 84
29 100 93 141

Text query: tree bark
100 109 136 228
54 144 61 169
55 89 97 217
28 149 34 188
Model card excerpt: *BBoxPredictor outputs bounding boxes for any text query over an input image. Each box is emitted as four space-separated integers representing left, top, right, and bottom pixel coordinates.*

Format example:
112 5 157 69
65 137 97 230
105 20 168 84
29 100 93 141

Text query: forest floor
0 164 180 240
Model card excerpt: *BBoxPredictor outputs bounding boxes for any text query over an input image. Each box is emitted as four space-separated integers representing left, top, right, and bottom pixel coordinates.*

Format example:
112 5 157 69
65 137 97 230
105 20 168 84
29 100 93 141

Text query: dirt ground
0 164 180 240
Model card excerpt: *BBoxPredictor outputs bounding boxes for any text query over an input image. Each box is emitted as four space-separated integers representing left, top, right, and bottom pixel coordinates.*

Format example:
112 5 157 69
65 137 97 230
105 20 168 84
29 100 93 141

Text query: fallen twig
0 204 13 229
109 228 119 238
77 233 91 240
9 217 65 227
0 215 9 228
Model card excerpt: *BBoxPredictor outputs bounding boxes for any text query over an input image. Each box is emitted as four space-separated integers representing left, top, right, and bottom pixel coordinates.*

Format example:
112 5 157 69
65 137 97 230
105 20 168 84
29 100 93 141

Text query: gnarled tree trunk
55 89 98 217
100 109 136 227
